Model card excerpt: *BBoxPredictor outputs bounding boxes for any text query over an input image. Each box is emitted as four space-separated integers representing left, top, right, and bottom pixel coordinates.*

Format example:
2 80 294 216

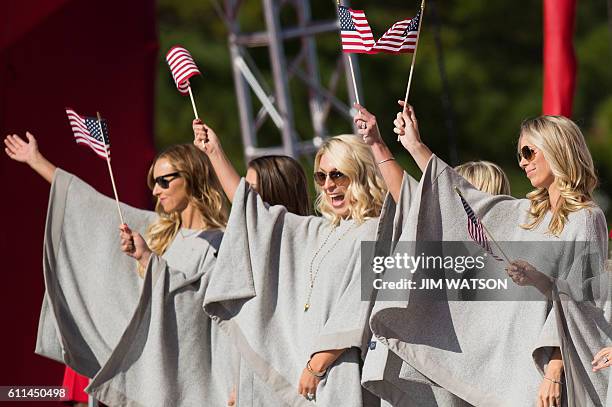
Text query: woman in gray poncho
4 133 233 406
193 119 390 406
362 102 607 407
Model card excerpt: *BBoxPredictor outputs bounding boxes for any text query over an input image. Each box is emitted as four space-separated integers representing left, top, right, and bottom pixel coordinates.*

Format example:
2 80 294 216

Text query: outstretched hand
4 132 39 165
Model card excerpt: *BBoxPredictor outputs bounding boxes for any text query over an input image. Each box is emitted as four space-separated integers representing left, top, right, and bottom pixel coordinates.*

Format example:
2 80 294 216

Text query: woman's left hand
297 368 320 402
506 260 553 296
592 347 612 372
119 224 152 268
537 359 563 407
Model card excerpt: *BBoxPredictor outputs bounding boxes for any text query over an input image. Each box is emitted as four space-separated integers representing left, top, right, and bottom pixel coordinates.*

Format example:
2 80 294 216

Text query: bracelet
377 157 395 165
543 376 564 385
306 360 326 378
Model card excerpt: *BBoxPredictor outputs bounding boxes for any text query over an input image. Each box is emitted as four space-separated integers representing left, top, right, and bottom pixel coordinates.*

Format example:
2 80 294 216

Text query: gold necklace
304 222 356 312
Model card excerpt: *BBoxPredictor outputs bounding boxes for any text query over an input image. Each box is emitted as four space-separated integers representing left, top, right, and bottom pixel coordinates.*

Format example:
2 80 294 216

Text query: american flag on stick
338 6 375 53
166 46 201 95
65 108 110 160
455 187 505 262
373 11 420 54
339 6 421 55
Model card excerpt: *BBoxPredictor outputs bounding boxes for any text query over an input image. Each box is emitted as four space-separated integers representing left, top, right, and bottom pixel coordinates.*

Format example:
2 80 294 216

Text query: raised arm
192 119 241 202
354 103 404 203
4 132 56 183
393 101 433 172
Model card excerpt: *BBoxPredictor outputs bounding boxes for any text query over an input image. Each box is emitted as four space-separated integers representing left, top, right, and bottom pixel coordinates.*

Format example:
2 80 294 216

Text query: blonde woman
195 120 388 406
364 104 607 407
4 134 233 406
454 161 511 196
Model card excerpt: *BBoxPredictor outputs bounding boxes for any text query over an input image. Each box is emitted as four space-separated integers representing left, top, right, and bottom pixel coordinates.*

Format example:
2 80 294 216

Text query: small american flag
456 190 504 262
166 46 201 95
338 6 375 54
372 11 420 54
65 108 110 160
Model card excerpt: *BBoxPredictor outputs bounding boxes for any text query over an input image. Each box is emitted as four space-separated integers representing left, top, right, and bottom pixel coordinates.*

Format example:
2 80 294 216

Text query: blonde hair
455 161 511 195
518 116 598 236
139 144 228 275
313 134 387 225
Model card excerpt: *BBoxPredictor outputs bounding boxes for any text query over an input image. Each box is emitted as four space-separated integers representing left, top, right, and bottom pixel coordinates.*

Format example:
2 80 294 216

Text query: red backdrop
0 0 157 402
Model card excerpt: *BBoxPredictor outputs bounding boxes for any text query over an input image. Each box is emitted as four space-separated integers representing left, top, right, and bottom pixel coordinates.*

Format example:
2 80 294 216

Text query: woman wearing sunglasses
4 133 236 406
194 119 388 406
360 103 607 407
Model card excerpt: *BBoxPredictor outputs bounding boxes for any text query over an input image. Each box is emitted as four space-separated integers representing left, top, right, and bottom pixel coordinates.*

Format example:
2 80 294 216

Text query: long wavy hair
313 134 387 225
518 116 598 236
248 155 311 216
455 161 511 195
140 144 228 275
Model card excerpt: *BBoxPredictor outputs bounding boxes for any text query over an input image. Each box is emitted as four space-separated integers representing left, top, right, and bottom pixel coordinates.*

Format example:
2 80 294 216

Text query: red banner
543 0 577 117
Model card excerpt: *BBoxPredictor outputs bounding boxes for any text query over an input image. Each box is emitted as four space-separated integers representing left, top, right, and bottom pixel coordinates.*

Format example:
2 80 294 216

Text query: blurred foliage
155 0 612 217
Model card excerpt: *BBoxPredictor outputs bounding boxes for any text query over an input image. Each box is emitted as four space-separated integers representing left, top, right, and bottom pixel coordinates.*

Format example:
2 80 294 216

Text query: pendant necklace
304 222 356 312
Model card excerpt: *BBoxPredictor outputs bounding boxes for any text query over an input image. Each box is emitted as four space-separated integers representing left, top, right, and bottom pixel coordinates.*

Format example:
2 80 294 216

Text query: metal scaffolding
216 0 362 160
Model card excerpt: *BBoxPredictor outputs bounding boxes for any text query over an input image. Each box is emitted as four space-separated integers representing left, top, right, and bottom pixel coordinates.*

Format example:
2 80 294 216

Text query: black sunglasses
314 170 347 186
517 145 536 163
153 172 181 189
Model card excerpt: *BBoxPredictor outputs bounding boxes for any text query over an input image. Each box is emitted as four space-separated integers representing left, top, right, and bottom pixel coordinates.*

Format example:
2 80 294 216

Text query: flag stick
454 186 511 264
187 87 200 119
347 55 361 105
400 0 426 141
97 112 125 226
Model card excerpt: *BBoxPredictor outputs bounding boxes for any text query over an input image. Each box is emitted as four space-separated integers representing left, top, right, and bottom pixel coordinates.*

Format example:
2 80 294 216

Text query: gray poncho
551 263 611 406
363 155 607 406
204 179 393 406
35 169 232 406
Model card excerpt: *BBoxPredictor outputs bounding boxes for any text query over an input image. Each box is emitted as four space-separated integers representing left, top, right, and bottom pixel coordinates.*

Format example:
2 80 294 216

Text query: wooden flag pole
97 112 125 225
338 1 361 105
187 87 200 119
347 55 361 106
399 0 426 141
454 186 511 264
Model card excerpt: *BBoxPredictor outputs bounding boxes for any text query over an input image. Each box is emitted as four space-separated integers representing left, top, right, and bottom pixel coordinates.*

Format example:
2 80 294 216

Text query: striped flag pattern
65 108 110 160
371 11 420 54
338 6 375 53
166 46 201 95
457 192 504 262
339 6 421 55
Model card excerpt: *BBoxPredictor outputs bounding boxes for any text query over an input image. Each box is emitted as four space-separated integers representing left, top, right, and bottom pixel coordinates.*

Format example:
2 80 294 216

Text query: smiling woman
193 120 390 406
314 135 386 224
360 105 608 407
4 133 234 406
517 116 598 236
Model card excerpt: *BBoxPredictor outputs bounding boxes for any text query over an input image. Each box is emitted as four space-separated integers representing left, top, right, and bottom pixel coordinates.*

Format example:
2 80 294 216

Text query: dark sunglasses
153 172 181 189
314 170 347 186
517 145 536 163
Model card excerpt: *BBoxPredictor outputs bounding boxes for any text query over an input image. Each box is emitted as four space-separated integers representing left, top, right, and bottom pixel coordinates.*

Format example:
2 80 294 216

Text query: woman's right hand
4 132 56 183
193 119 222 156
4 132 41 166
